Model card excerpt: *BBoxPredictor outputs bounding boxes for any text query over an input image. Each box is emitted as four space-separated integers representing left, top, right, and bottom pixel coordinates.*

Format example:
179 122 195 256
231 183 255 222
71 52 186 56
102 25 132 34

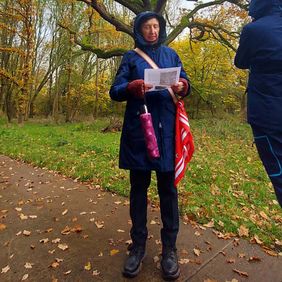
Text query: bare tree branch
77 0 133 37
58 22 128 58
113 0 143 14
154 0 168 14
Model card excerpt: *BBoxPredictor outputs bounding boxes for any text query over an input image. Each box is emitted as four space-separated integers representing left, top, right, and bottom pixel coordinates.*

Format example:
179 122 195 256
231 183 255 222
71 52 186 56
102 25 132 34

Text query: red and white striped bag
174 100 194 186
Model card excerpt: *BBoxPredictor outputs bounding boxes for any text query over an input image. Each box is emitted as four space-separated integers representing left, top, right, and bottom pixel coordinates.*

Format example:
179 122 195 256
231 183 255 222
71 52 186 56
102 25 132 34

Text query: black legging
129 170 179 248
252 126 282 207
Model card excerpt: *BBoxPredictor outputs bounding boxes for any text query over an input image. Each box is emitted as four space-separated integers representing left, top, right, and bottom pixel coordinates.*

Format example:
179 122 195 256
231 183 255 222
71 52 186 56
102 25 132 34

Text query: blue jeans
252 126 282 207
129 170 179 248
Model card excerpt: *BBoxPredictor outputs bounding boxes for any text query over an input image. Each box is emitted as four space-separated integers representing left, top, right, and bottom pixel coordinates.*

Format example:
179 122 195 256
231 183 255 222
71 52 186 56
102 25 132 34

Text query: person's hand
171 78 189 96
127 79 153 99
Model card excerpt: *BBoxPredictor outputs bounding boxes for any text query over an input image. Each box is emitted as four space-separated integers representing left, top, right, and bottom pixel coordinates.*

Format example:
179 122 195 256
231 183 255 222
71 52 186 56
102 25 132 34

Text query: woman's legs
252 126 282 207
123 170 151 278
156 171 179 248
156 171 180 280
129 170 151 247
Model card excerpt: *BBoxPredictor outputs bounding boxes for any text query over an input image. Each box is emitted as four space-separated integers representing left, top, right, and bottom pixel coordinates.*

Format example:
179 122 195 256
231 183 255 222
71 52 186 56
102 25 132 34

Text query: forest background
0 0 281 250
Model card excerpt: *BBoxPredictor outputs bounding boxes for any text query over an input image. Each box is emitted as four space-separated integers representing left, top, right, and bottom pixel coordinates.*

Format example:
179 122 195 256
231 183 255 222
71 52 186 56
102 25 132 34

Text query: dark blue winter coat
235 0 282 131
110 12 189 171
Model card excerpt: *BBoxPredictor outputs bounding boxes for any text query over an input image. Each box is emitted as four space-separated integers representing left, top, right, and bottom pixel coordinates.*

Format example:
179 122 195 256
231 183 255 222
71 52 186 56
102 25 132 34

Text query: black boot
161 247 180 281
122 245 146 278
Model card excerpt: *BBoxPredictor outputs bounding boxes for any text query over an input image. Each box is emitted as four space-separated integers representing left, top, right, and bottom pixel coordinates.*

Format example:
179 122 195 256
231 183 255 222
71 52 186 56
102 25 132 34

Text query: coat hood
133 11 167 48
249 0 282 19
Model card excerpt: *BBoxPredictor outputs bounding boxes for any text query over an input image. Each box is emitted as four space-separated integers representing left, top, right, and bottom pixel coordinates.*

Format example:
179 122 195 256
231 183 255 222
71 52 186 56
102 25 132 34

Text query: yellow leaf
0 223 7 231
110 249 119 256
84 261 91 271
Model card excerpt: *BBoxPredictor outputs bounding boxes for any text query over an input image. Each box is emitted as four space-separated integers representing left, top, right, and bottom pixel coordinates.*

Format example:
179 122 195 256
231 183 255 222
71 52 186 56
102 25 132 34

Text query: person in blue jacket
110 11 190 280
235 0 282 208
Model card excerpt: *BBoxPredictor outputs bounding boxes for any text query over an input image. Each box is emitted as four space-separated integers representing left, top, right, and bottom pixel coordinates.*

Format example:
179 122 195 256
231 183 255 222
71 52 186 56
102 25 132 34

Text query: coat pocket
254 135 282 177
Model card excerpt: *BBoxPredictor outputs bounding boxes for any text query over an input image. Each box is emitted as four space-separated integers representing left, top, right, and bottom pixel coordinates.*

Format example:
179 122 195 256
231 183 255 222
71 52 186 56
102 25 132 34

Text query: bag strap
134 47 178 104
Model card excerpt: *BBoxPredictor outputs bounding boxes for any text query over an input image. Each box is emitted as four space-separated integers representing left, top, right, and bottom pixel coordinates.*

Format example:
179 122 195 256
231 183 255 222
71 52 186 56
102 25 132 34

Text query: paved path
0 155 281 282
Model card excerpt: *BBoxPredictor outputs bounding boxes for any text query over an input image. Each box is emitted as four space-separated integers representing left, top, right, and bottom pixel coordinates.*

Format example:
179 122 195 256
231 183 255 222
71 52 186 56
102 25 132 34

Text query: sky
180 0 209 9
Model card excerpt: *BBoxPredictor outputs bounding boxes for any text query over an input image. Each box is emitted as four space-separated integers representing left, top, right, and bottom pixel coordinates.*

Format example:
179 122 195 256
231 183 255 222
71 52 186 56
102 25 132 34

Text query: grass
0 117 281 248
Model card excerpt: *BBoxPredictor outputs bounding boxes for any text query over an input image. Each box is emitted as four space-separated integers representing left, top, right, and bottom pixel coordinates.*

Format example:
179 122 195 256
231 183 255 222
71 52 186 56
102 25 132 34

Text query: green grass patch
0 117 281 247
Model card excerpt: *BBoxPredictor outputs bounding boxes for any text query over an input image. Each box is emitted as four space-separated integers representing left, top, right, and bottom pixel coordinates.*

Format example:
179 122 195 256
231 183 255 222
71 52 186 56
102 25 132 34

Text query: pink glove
127 79 145 99
171 78 189 96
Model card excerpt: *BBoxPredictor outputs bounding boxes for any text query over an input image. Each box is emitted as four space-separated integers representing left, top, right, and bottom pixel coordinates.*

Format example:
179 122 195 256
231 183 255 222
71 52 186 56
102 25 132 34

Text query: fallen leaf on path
150 220 157 225
15 207 22 212
23 230 31 236
61 226 71 235
80 212 87 215
153 256 159 263
110 249 119 256
1 265 10 273
39 238 49 244
233 269 248 277
263 247 278 257
203 220 214 228
48 249 56 254
50 261 60 268
29 215 37 219
58 243 69 251
22 274 28 281
62 209 68 216
95 221 104 229
238 225 249 237
114 201 122 205
179 258 189 264
193 248 201 257
71 225 82 233
64 270 71 275
0 223 6 231
155 239 161 245
45 228 53 233
248 256 261 262
92 270 100 276
251 235 263 245
84 262 91 271
227 258 236 264
20 213 28 220
52 238 61 244
117 229 125 233
24 263 33 269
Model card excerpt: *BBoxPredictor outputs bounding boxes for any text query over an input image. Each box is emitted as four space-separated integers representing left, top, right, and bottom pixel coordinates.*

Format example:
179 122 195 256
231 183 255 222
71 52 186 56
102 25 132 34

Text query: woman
235 0 282 207
110 11 190 280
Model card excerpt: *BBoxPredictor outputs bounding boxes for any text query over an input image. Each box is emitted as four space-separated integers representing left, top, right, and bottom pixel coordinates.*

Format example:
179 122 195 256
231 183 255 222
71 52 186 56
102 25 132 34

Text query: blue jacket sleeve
234 26 252 69
109 53 131 102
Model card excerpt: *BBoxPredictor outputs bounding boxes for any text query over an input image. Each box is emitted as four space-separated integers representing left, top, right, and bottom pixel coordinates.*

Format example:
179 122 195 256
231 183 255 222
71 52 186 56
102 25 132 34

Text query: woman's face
141 18 160 44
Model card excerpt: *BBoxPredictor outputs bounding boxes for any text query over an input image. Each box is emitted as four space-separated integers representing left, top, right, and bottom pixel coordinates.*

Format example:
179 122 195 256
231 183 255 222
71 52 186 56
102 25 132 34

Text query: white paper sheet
144 67 181 91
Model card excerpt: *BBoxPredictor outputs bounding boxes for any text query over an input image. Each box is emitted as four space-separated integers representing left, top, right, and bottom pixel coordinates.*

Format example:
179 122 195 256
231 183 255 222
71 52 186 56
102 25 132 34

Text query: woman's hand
171 78 189 96
127 79 153 99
